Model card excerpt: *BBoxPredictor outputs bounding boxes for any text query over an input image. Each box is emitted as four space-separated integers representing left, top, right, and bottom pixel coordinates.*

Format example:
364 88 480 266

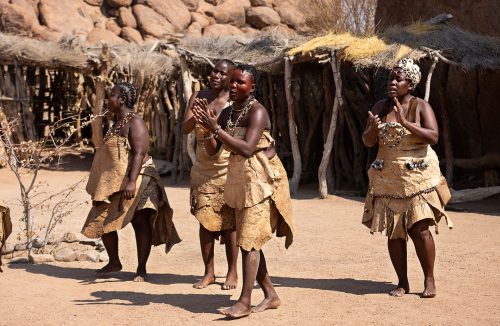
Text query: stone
105 19 122 35
181 0 199 11
251 0 272 6
97 242 106 252
14 243 27 251
107 7 119 17
241 0 252 9
9 257 29 264
197 0 215 15
246 6 280 28
31 237 45 249
262 23 297 37
121 27 143 44
136 0 191 32
38 0 95 35
133 4 176 38
203 23 245 37
54 248 77 262
191 12 212 28
0 1 39 36
274 4 306 31
84 0 104 6
1 243 14 255
29 254 55 264
241 26 261 38
78 237 100 246
61 232 81 243
106 0 132 8
186 22 202 37
77 250 100 262
118 6 137 28
212 0 246 27
98 252 109 262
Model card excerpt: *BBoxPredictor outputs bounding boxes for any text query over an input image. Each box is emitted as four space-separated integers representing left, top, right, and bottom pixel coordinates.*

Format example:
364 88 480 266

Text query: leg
193 224 216 289
131 209 152 282
409 219 436 298
387 238 409 297
219 249 259 318
252 250 280 313
97 231 122 274
221 229 239 290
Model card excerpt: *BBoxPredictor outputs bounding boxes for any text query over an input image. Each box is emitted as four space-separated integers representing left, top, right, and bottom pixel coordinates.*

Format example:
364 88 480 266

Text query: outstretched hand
192 98 218 132
367 111 381 130
392 97 408 127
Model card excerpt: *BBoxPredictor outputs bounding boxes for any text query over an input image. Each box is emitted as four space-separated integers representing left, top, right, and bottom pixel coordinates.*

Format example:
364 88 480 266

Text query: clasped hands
192 98 219 133
367 97 408 130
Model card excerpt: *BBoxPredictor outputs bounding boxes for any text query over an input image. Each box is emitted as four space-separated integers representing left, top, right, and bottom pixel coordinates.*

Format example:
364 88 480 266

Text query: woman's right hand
367 111 381 130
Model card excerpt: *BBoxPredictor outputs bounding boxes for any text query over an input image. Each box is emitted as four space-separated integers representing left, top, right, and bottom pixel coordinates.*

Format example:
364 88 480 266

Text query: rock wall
0 0 306 44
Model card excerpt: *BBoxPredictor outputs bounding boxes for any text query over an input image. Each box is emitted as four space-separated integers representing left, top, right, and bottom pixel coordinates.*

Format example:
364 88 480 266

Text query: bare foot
221 271 238 290
389 283 409 297
218 302 251 319
252 296 281 313
422 277 436 298
96 262 122 275
193 274 215 289
133 273 148 282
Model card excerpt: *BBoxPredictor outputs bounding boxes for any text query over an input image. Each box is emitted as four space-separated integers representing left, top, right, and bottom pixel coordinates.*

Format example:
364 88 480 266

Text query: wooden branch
318 51 342 198
180 55 196 164
423 13 453 26
421 47 460 66
438 63 454 185
449 186 500 204
284 57 302 194
424 55 438 102
177 47 215 68
91 44 109 149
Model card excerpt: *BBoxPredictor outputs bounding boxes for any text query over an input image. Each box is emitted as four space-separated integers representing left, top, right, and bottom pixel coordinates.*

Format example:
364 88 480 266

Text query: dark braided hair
114 82 138 109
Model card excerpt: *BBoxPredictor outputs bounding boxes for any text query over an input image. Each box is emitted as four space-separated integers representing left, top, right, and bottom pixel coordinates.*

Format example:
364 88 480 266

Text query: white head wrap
395 58 421 86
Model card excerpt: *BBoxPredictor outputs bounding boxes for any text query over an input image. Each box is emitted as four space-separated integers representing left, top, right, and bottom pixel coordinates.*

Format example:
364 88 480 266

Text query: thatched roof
0 20 499 76
289 22 500 69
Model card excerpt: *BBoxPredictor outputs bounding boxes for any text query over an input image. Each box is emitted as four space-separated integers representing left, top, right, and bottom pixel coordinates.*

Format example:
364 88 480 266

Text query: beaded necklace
226 97 256 132
379 122 406 148
104 111 135 142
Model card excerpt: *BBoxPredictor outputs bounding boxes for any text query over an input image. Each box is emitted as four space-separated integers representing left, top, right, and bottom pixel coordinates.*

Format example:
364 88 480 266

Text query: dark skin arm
123 117 149 199
193 101 271 158
392 97 439 145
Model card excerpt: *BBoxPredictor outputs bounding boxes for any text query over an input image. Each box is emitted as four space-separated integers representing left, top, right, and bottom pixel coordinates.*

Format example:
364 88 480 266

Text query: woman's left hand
123 180 136 200
392 97 408 127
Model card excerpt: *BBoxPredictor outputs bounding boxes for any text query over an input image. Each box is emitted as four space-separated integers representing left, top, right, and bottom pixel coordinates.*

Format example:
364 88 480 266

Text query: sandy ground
0 154 499 325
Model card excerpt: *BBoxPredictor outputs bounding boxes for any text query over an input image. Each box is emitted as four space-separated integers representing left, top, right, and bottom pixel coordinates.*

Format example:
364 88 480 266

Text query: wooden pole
91 44 110 149
438 63 454 186
284 57 302 194
424 56 438 102
318 51 343 198
180 56 196 165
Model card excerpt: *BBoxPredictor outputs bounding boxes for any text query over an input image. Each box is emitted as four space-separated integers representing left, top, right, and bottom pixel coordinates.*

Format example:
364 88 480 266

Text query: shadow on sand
9 263 393 296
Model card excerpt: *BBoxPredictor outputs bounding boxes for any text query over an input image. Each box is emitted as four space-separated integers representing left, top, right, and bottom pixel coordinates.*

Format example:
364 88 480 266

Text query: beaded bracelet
203 132 213 141
213 125 221 139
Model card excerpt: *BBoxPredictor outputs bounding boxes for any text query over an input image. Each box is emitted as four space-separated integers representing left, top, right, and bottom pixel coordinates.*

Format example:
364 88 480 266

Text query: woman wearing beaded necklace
182 59 240 290
193 64 295 318
362 58 452 298
82 82 180 282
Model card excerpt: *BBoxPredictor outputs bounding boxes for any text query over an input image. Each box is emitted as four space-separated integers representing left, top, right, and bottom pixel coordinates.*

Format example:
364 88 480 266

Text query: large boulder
106 0 133 8
246 6 280 28
274 4 306 31
54 248 77 262
181 0 199 11
118 6 136 28
133 4 176 38
136 0 191 32
262 23 296 37
29 254 55 264
191 12 213 28
251 0 272 6
84 0 104 6
0 0 39 36
203 23 244 37
39 0 95 35
87 27 126 45
121 26 143 44
105 18 122 35
186 22 202 37
211 0 245 27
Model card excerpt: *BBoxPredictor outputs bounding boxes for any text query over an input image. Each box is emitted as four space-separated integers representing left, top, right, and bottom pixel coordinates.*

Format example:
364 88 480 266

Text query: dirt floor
0 154 499 325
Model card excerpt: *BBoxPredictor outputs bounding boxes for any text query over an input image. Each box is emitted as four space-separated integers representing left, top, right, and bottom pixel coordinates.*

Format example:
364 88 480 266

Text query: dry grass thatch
288 22 500 69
